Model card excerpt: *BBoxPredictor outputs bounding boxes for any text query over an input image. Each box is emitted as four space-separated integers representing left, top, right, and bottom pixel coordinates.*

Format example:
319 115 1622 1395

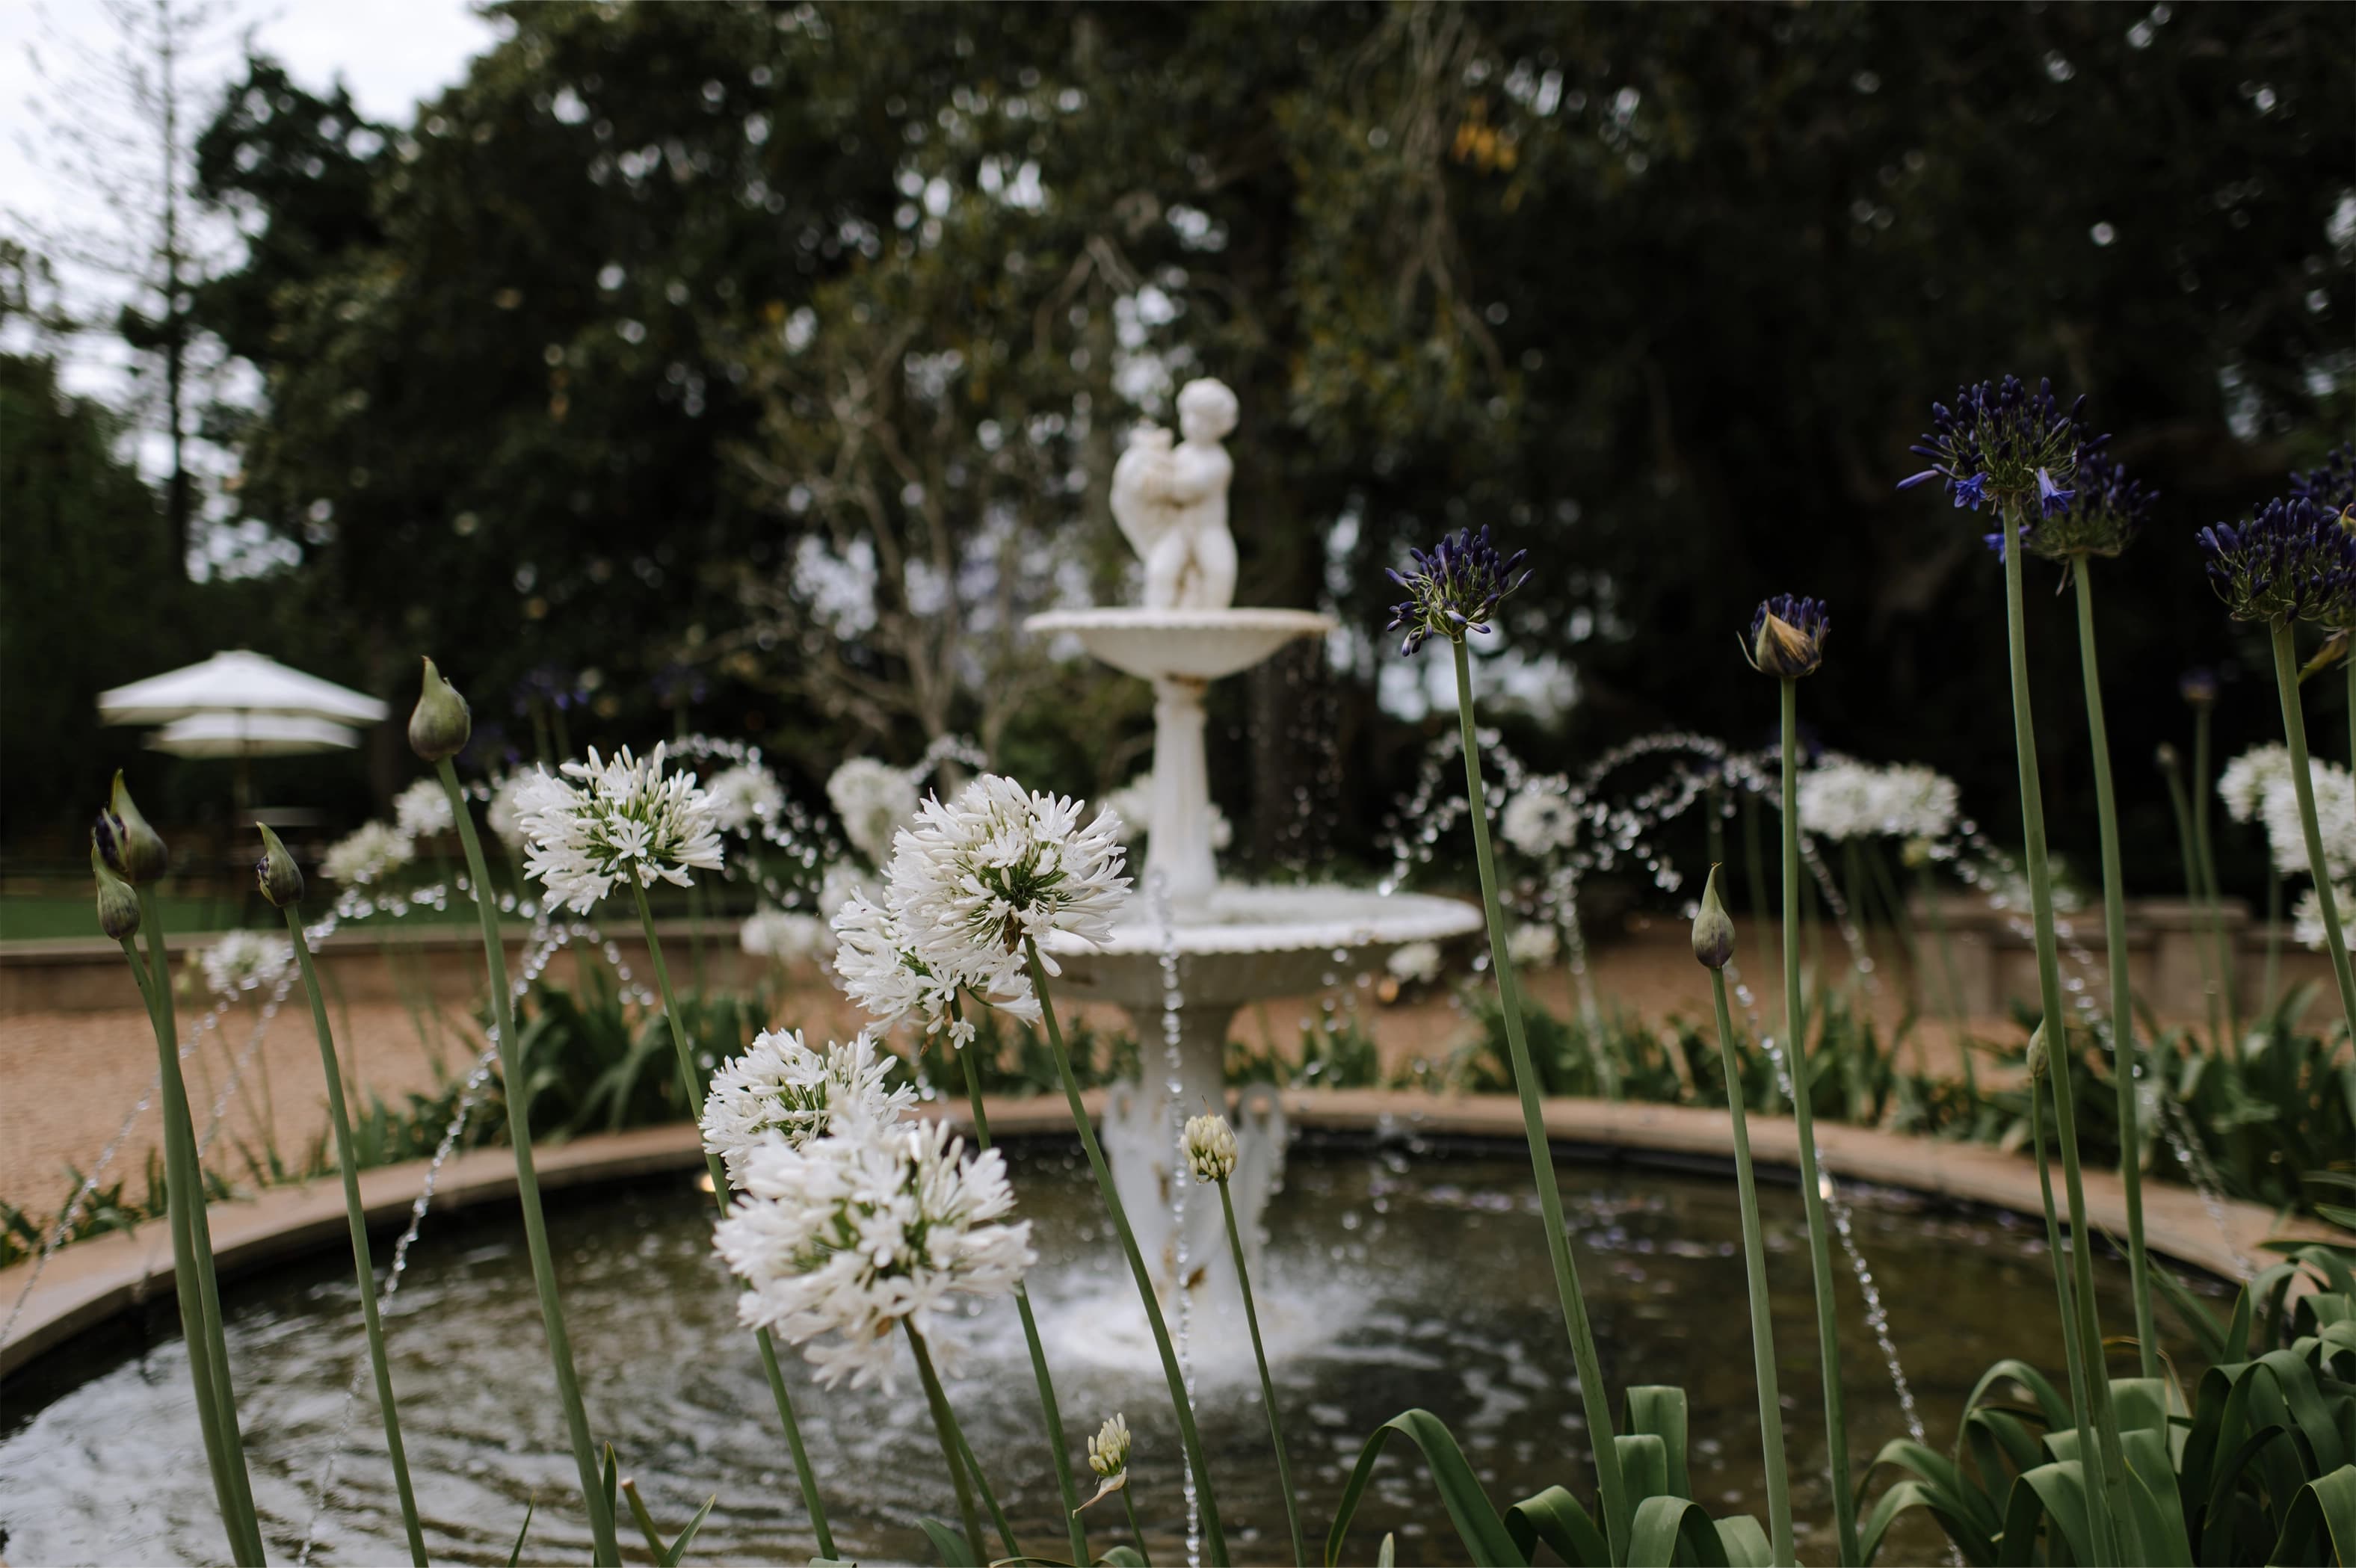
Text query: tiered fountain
1026 377 1482 1320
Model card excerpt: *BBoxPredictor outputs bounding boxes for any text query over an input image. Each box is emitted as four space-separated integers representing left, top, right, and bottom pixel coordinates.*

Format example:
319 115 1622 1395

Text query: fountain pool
0 1138 2212 1567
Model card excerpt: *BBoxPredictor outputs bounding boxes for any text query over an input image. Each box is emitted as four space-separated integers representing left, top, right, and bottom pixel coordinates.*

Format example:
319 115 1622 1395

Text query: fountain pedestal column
1147 676 1219 913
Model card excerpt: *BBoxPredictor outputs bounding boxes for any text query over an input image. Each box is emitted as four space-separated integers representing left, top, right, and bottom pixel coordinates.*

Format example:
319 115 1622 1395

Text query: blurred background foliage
4 0 2349 901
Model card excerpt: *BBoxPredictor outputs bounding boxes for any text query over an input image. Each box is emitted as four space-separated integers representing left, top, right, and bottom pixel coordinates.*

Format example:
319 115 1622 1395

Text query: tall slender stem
1709 966 1794 1567
2070 564 2158 1381
2029 1067 2091 1455
1776 680 1859 1568
627 882 836 1558
906 1322 986 1559
437 759 620 1566
1023 940 1230 1567
1452 639 1629 1560
957 1037 1088 1567
2160 750 2229 1058
2269 622 2356 1039
1995 515 2130 1566
2191 699 2237 1034
2263 868 2283 1027
284 907 428 1565
1217 1179 1305 1567
1122 1483 1153 1564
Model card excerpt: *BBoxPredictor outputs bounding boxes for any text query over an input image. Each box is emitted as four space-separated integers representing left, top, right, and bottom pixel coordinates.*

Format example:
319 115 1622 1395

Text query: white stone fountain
1027 377 1481 1327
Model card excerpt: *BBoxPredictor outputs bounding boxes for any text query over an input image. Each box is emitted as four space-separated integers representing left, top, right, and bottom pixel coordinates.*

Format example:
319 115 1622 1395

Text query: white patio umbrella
145 712 363 758
99 650 386 812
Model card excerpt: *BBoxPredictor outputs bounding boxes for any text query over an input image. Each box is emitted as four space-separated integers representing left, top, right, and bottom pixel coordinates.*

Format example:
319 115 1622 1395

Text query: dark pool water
0 1141 2211 1566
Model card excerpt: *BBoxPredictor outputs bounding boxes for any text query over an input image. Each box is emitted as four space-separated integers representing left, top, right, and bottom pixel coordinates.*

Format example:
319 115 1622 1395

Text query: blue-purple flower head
1743 594 1829 680
2290 442 2355 519
1899 375 2102 518
1384 526 1531 655
2026 453 2156 561
2177 667 2219 706
2196 496 2356 626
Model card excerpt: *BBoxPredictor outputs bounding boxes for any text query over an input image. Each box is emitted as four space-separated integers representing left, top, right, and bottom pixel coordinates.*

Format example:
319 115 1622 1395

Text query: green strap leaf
1858 1478 1995 1568
2120 1429 2193 1568
1623 1386 1692 1500
2266 1462 2356 1567
1100 1549 1149 1567
922 1517 980 1567
1712 1514 1771 1568
663 1494 718 1567
505 1497 535 1568
1505 1484 1609 1567
2002 1461 2093 1568
1323 1409 1525 1568
1628 1495 1728 1568
1964 1360 2071 1430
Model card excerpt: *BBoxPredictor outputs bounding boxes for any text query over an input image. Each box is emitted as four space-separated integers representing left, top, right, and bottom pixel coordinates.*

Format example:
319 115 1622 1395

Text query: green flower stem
955 1031 1089 1567
283 907 428 1566
1995 513 2132 1567
2070 564 2158 1383
905 1320 988 1560
943 1371 1022 1561
2263 868 2283 1025
1708 964 1795 1567
625 882 836 1561
2347 649 2355 774
120 933 260 1567
1914 859 1978 1104
2191 698 2237 1035
2028 1068 2091 1458
2160 750 2230 1058
2269 622 2356 1040
1122 1484 1153 1564
1774 680 1859 1568
1217 1179 1305 1568
141 888 267 1564
1452 638 1630 1561
1023 938 1230 1568
436 759 621 1567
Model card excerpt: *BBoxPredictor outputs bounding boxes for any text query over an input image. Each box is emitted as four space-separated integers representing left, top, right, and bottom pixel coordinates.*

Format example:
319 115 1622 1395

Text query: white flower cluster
1508 922 1560 967
1088 1413 1131 1485
827 758 919 866
2293 884 2356 954
714 1116 1033 1389
2218 744 2292 824
200 929 294 998
699 1027 916 1188
1182 1113 1237 1183
1798 756 1960 844
514 744 725 914
2255 756 2356 882
1096 774 1231 851
706 762 786 837
392 777 454 840
1500 785 1578 859
485 772 536 853
321 821 414 886
739 907 833 966
1386 939 1442 986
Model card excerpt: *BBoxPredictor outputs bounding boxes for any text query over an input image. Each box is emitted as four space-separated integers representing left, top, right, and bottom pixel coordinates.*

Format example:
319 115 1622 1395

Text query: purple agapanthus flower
2290 443 2355 516
1742 593 1830 680
2196 496 2356 626
1898 375 2103 517
2027 453 2156 561
1384 525 1532 655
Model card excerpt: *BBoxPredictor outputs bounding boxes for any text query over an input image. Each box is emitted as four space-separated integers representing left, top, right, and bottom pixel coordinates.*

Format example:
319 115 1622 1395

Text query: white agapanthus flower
1095 774 1230 851
827 757 920 866
321 821 413 886
715 1116 1034 1389
514 744 725 914
2292 884 2356 954
1508 922 1560 967
2257 757 2356 882
1799 756 1960 843
486 771 535 854
1077 1411 1132 1508
888 774 1130 1003
739 907 833 965
1386 939 1442 986
818 860 881 923
1182 1113 1237 1183
699 1028 916 1188
392 776 454 840
2218 744 2292 825
200 929 294 998
1500 787 1578 858
1875 764 1960 842
832 890 1036 1048
706 762 786 836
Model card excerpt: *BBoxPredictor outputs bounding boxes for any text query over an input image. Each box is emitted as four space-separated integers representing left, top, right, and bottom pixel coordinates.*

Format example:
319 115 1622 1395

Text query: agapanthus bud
255 824 305 908
93 771 168 884
1742 595 1828 680
1183 1113 1238 1183
1691 865 1735 970
2025 1022 2049 1082
2027 453 2155 562
408 656 472 762
1088 1413 1131 1484
92 842 141 940
2177 668 2218 706
2154 742 2180 774
2196 496 2356 626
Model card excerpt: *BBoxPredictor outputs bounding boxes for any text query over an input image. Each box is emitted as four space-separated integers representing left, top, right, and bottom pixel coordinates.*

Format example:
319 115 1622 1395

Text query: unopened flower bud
2177 667 2218 706
93 771 169 884
408 656 472 762
1183 1112 1237 1183
1088 1413 1130 1482
255 824 305 908
1692 865 1736 969
1742 595 1828 680
92 843 141 940
2025 1022 2049 1081
2154 742 2180 774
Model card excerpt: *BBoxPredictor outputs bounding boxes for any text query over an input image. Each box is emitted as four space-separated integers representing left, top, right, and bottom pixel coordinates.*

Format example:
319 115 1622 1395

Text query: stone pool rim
0 1087 2328 1381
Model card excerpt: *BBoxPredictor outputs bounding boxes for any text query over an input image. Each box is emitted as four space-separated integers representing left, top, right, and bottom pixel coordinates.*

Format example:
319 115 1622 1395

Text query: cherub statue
1108 377 1239 610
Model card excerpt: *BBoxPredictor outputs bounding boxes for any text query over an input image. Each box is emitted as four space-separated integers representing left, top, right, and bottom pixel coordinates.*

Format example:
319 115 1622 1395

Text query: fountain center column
1147 675 1218 913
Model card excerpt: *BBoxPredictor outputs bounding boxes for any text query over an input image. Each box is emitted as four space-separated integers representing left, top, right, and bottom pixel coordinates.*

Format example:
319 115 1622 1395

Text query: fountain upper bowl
1026 606 1333 682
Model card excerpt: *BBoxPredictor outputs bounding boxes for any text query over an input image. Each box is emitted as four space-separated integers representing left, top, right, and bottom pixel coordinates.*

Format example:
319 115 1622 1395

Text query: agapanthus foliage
1742 594 1830 680
2026 452 2155 561
699 1027 916 1189
1899 375 2096 516
514 743 725 914
1384 525 1531 655
715 1115 1034 1389
2195 496 2356 626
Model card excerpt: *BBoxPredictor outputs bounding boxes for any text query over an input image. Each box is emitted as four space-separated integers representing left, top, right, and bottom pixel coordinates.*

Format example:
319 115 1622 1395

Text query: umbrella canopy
98 650 389 727
145 713 362 759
